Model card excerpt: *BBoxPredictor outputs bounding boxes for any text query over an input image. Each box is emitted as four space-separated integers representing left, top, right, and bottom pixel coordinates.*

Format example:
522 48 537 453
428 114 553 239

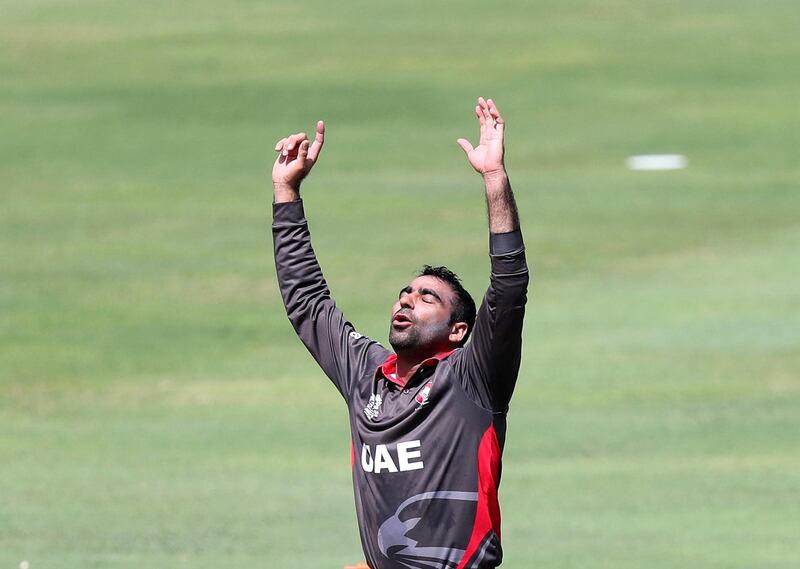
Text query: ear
448 322 469 345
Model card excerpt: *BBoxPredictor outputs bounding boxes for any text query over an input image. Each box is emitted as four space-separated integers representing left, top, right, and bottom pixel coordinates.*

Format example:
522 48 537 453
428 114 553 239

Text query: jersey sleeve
452 229 530 412
272 199 389 400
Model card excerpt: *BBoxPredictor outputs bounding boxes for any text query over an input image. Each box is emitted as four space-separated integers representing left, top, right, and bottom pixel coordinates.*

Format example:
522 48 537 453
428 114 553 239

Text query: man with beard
272 97 528 569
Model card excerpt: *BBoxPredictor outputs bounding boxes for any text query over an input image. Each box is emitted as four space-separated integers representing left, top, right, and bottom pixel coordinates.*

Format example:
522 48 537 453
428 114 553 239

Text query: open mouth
392 312 413 329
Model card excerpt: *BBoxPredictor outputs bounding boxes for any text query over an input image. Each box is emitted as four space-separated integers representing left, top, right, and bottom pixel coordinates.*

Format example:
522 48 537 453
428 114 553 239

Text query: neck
395 345 453 382
395 356 423 383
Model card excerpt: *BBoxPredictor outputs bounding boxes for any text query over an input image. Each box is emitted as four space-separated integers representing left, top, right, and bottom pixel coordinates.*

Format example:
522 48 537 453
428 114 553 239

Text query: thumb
456 138 474 155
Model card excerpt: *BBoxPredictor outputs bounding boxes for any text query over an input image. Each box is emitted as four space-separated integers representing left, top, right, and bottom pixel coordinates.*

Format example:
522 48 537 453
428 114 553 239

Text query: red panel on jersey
456 423 502 568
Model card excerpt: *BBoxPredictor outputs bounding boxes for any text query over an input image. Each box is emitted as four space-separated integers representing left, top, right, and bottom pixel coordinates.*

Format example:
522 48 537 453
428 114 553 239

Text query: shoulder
348 330 392 364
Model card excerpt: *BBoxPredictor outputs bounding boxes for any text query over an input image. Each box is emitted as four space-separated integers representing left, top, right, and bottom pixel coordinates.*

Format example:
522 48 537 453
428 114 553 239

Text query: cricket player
272 97 528 569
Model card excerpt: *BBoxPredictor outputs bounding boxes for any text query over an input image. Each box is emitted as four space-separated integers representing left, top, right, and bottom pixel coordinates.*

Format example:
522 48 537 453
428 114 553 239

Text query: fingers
456 138 474 155
297 139 309 162
284 132 307 156
475 104 484 126
315 120 325 143
475 96 504 135
478 97 491 128
274 121 324 161
307 120 325 162
487 98 504 128
478 97 492 125
274 132 307 157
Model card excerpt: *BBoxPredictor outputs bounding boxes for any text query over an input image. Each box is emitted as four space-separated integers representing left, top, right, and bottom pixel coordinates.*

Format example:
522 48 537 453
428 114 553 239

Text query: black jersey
273 199 529 569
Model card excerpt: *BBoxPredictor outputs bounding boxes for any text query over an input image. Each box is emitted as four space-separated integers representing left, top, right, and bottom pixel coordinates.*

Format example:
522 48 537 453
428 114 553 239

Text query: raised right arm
272 123 389 399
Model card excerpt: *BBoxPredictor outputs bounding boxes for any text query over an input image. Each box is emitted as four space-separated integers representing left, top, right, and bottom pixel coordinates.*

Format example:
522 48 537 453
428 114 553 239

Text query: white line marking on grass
626 154 688 171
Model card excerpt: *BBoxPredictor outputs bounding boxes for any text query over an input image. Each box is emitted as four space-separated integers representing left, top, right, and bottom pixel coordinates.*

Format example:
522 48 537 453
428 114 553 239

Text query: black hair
418 265 476 347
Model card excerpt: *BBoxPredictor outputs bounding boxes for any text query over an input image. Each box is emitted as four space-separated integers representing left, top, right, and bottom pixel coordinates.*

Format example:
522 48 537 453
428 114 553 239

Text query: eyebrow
398 285 443 302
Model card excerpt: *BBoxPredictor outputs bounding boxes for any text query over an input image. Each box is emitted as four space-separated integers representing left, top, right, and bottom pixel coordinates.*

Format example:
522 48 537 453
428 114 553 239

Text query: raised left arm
454 98 529 411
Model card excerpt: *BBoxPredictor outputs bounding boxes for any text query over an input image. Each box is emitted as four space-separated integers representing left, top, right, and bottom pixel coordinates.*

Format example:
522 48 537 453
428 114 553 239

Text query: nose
399 292 414 310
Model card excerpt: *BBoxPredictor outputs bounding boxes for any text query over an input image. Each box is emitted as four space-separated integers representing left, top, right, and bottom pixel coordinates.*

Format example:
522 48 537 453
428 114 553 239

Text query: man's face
388 275 458 353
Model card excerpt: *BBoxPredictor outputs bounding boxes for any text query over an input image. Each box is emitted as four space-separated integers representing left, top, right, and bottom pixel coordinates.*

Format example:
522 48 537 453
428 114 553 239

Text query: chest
350 361 487 445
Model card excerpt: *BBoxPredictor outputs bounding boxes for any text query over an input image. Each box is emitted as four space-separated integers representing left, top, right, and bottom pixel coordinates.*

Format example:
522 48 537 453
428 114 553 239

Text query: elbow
491 268 530 302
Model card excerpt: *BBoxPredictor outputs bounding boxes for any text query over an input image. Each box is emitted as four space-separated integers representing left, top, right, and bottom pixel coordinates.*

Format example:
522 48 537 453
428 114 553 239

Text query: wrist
482 169 508 190
273 182 300 203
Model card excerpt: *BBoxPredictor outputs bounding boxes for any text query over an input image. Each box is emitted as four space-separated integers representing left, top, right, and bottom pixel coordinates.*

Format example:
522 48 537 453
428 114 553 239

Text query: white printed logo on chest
363 393 383 421
361 440 424 473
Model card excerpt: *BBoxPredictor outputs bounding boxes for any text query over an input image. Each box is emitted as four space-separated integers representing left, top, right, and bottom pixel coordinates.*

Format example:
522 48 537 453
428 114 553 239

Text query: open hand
272 120 325 193
456 97 505 177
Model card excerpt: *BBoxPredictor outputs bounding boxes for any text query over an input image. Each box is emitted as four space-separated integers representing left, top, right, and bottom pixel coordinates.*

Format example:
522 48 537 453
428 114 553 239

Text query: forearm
273 200 327 320
483 170 519 233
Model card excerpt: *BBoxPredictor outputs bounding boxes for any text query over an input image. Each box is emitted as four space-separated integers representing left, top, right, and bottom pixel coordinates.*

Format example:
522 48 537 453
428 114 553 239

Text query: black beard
388 320 451 353
389 325 422 351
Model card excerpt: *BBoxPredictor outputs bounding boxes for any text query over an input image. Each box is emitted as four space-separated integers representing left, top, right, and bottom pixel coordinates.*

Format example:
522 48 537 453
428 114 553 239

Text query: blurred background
1 1 798 567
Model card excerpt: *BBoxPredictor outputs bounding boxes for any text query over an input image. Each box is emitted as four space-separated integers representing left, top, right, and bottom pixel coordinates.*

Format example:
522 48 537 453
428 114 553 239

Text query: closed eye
418 288 442 302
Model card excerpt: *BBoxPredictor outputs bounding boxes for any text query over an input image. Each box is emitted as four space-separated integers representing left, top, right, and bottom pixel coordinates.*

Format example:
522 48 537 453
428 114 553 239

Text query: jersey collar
375 349 457 388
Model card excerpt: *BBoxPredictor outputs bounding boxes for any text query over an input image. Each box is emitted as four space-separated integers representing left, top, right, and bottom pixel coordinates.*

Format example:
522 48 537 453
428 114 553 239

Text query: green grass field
2 1 799 567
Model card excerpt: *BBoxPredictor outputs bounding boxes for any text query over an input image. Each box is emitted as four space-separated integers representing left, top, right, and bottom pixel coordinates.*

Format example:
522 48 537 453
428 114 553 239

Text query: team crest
363 393 383 421
415 381 434 408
